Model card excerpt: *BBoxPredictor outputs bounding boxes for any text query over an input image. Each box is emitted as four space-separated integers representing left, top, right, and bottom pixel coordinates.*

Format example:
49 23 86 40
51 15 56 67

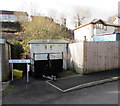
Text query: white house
74 19 120 41
113 17 120 25
0 10 28 22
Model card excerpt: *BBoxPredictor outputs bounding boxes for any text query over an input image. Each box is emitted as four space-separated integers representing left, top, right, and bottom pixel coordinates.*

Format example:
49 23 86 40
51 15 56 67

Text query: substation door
33 52 63 77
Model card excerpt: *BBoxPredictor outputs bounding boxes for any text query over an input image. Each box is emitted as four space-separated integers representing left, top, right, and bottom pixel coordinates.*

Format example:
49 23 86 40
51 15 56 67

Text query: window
105 26 107 30
94 24 107 30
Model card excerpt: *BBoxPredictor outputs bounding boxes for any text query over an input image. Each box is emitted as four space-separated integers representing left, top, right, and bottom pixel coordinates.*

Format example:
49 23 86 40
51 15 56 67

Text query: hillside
18 16 73 40
3 16 73 57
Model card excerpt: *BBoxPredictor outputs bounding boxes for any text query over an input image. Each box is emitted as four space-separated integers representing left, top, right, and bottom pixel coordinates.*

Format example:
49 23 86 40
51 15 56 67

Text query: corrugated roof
28 39 68 44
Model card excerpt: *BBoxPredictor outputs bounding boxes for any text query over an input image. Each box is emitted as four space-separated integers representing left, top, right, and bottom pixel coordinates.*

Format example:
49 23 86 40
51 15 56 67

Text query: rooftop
74 19 120 30
0 10 28 16
28 39 69 44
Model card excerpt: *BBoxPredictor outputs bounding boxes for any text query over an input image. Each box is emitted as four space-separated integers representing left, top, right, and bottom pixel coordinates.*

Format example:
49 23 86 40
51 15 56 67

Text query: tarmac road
2 78 119 104
49 81 119 104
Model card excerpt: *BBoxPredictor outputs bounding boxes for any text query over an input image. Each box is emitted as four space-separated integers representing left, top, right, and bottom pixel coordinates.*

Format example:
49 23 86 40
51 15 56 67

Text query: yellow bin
13 69 23 79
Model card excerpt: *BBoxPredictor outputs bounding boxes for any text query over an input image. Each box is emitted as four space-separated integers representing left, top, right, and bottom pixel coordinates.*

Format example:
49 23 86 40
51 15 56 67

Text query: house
0 10 28 22
74 19 120 41
0 10 28 32
0 39 12 81
93 33 120 41
113 17 120 25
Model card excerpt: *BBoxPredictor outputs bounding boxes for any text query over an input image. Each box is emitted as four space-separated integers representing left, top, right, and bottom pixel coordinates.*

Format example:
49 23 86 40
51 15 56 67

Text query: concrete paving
2 69 120 104
2 79 119 104
47 69 119 92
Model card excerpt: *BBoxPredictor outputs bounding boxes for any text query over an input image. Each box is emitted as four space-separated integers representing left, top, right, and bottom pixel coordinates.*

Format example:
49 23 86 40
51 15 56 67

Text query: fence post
27 63 30 83
118 41 120 69
83 36 87 73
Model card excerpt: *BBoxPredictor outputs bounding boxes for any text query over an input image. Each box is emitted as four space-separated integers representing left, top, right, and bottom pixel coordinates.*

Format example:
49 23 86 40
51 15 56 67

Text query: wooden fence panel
85 41 120 72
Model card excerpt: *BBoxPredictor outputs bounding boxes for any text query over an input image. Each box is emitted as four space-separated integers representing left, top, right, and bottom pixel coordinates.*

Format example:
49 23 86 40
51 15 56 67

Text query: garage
28 39 68 79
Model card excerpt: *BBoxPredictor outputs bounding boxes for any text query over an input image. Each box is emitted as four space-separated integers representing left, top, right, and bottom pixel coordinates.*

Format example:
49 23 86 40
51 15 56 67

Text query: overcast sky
0 0 119 28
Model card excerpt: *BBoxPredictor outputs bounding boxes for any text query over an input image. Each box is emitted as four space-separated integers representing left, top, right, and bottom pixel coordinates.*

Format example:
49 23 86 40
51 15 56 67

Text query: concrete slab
47 70 119 92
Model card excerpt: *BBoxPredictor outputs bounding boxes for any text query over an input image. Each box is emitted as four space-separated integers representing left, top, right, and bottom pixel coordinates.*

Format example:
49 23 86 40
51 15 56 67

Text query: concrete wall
0 44 2 82
74 24 93 41
0 41 11 81
2 43 10 81
68 42 84 73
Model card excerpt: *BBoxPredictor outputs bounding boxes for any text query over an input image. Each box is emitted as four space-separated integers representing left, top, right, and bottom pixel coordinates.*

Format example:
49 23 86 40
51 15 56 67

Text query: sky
0 0 119 28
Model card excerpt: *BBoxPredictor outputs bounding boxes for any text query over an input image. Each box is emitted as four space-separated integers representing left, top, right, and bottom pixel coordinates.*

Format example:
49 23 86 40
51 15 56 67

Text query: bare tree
58 12 67 27
47 9 67 27
72 6 91 27
47 9 58 22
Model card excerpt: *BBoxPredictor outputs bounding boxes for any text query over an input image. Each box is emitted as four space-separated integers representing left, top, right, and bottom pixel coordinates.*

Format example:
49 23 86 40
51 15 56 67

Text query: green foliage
17 16 72 55
70 67 77 73
11 40 24 59
21 16 71 39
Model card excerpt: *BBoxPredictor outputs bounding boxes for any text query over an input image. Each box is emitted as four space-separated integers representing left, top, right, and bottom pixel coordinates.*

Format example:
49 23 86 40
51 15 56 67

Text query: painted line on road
46 81 64 92
46 76 119 93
